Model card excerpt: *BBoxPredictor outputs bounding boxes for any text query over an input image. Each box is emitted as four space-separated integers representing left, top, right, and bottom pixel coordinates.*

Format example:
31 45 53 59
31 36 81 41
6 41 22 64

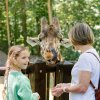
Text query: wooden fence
0 61 74 100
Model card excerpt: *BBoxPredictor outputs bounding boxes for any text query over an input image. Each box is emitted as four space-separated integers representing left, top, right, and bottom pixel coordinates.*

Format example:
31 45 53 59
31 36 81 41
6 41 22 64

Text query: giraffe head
27 17 71 65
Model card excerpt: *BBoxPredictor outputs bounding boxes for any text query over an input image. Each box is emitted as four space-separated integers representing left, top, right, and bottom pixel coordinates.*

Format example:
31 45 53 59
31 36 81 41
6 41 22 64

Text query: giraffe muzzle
50 48 57 61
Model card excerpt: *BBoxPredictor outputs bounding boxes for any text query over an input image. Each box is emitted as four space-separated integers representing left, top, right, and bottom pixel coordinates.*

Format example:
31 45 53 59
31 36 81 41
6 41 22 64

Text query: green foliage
53 0 100 60
0 0 100 60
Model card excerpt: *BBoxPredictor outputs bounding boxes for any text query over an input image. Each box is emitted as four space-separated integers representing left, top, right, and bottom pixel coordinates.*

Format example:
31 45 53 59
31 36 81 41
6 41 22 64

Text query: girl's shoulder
17 72 29 81
9 71 29 82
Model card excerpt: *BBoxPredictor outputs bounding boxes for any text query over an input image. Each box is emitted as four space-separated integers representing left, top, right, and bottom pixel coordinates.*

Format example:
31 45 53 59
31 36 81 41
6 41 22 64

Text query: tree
0 0 100 60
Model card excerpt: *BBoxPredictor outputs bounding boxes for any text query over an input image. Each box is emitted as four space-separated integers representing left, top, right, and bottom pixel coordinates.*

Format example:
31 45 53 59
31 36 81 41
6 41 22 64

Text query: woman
52 23 100 100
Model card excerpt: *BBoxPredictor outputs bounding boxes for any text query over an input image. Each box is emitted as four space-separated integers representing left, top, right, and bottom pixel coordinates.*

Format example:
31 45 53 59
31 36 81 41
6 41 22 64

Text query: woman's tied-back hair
68 23 94 45
3 45 27 96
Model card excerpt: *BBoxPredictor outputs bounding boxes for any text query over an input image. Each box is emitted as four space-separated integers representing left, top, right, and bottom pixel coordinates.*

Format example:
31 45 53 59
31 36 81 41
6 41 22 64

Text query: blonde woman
52 23 100 100
2 45 40 100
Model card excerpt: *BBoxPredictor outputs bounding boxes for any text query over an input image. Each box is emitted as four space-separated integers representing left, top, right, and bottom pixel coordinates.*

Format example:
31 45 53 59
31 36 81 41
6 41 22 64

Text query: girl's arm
17 78 39 100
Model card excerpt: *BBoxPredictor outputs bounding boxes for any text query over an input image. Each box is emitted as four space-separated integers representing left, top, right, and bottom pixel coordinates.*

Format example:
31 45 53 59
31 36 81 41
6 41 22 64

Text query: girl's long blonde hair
2 45 27 100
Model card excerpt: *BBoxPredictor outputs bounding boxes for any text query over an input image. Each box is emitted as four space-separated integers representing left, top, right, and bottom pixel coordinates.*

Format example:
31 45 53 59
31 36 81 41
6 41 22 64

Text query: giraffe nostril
47 60 51 62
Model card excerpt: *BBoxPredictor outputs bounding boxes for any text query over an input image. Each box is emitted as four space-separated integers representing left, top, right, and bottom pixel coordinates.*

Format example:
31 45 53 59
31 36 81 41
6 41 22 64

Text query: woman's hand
52 86 63 97
52 83 70 97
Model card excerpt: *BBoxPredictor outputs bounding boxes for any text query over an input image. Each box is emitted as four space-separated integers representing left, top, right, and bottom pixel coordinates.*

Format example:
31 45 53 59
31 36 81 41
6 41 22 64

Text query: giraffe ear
27 37 40 47
52 17 60 30
41 17 48 31
60 38 72 48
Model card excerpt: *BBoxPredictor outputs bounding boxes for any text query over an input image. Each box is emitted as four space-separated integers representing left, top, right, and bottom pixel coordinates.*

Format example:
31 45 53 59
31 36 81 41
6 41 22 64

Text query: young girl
52 23 100 100
2 45 40 100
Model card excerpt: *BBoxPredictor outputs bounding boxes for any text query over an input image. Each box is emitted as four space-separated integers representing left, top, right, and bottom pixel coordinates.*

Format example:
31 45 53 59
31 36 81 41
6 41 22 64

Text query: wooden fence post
34 63 46 100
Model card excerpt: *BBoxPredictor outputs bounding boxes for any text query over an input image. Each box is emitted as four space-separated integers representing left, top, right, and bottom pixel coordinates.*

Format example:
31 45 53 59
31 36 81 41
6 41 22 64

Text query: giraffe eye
60 39 62 42
39 38 42 42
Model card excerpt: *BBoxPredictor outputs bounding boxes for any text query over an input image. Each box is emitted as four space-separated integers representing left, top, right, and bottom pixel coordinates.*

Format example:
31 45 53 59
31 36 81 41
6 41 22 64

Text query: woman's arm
52 71 91 97
64 71 91 93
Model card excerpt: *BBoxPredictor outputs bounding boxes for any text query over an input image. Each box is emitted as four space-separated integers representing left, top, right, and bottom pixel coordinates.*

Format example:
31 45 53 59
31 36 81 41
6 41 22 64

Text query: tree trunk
20 0 27 45
48 0 52 24
5 0 10 47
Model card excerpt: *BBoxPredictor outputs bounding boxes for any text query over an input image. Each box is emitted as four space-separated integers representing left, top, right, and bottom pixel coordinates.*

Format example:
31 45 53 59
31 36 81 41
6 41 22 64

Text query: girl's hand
36 93 40 100
38 95 40 100
33 92 40 100
2 88 6 100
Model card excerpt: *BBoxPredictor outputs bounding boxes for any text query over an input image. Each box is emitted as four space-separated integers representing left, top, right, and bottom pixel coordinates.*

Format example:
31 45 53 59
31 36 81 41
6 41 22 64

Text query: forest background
0 0 100 61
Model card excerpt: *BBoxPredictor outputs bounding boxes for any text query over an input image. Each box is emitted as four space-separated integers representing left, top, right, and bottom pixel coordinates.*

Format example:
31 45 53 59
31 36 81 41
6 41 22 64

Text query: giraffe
27 17 71 65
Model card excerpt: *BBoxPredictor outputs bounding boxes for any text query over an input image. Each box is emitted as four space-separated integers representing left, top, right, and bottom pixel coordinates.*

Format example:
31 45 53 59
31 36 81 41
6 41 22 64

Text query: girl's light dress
7 71 38 100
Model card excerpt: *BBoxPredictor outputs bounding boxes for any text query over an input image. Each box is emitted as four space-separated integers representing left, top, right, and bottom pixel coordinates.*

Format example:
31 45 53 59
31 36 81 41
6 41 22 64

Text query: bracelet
62 87 66 92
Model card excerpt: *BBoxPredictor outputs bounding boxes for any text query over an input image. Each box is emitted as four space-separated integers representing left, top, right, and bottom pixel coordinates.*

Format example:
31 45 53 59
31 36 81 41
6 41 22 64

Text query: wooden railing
0 61 74 100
